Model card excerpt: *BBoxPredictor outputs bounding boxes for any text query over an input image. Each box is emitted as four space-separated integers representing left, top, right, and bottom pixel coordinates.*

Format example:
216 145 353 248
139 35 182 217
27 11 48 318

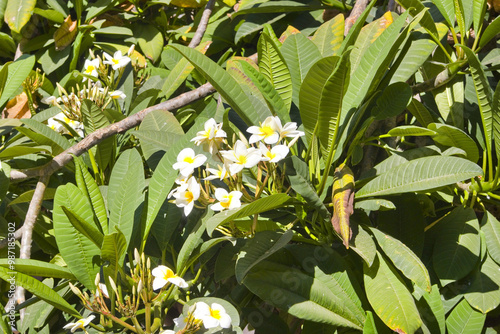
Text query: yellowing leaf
5 0 36 33
331 164 355 249
170 0 206 7
54 16 78 51
279 25 301 43
371 11 393 42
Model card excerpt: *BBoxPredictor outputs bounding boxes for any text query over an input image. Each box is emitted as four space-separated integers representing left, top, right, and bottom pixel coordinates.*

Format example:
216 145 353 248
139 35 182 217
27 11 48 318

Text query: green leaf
299 56 339 142
206 194 292 236
395 0 438 37
464 255 500 313
8 188 56 206
370 227 431 292
428 123 479 162
312 14 344 57
0 303 12 334
356 156 483 198
20 118 72 154
170 44 259 125
432 207 480 286
61 206 104 248
472 0 487 33
53 183 101 290
363 311 379 334
350 224 377 267
231 1 334 17
407 98 436 127
81 99 109 134
372 82 412 120
432 0 455 27
281 33 322 106
492 79 500 163
108 148 144 249
131 109 184 165
4 0 36 33
0 267 79 316
479 16 500 50
235 59 289 122
258 32 293 112
337 0 376 54
481 211 500 265
101 231 127 280
0 55 35 108
236 230 293 283
244 260 363 329
0 162 10 202
160 41 210 99
446 299 486 334
364 253 422 334
74 158 108 234
176 217 207 272
387 125 436 137
415 284 446 334
341 11 411 122
460 45 493 155
0 259 75 279
136 24 163 63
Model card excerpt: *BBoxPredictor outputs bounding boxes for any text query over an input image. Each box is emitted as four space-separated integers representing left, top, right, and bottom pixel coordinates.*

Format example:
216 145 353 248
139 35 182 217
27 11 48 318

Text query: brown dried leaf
54 16 78 51
331 164 355 249
2 92 31 119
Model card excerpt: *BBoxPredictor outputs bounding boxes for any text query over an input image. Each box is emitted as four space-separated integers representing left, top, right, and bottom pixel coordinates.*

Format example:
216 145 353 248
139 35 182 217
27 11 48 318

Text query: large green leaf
356 156 483 198
481 211 500 265
0 161 10 203
428 123 479 162
432 207 480 286
231 0 336 17
370 227 431 292
131 109 184 165
107 148 144 249
364 253 422 333
81 99 109 134
395 0 438 37
53 183 101 290
350 224 377 267
0 303 11 334
61 206 104 248
0 55 35 108
0 259 75 279
244 260 363 329
136 24 163 63
235 59 289 122
341 11 411 122
472 0 487 33
415 284 446 334
311 14 344 57
74 158 108 234
492 79 500 162
101 231 127 280
446 299 486 334
371 82 412 120
236 230 293 283
407 98 436 127
461 45 493 156
176 215 208 272
464 255 500 313
205 194 292 236
299 56 339 142
281 33 321 106
479 16 500 50
258 31 293 112
432 0 455 27
337 0 376 55
20 119 71 155
0 267 79 316
4 0 36 33
170 44 259 125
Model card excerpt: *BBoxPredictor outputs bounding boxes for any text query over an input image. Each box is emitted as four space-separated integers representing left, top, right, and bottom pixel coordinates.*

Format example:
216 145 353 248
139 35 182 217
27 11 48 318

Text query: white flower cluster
168 116 304 216
47 112 84 137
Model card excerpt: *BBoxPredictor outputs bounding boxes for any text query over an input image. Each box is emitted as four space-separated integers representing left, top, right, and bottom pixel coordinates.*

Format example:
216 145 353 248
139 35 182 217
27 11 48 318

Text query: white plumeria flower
193 302 231 329
259 142 289 163
247 116 281 144
173 177 200 216
220 140 261 175
103 50 131 70
82 58 100 81
173 314 189 328
204 164 230 181
172 148 207 177
96 283 109 298
151 265 188 290
109 90 126 99
211 188 242 212
41 96 58 105
63 314 95 332
277 120 305 140
191 118 227 154
47 112 84 137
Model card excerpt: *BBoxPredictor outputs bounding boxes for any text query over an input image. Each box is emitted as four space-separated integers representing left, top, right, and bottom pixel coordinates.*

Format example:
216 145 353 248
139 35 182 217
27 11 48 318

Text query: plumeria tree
0 0 500 333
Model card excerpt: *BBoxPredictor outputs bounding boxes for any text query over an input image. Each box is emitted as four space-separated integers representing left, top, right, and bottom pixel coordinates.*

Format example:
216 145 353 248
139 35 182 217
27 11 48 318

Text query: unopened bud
134 248 140 266
95 273 100 287
137 279 143 294
127 44 135 56
108 276 119 295
69 283 82 297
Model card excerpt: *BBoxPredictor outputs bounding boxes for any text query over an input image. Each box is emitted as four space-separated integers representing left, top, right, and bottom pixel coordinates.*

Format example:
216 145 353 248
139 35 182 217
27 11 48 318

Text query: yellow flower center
113 59 120 65
221 201 230 209
237 155 247 165
75 320 86 328
163 270 175 280
85 65 95 73
261 126 275 137
183 156 194 163
210 308 221 320
185 191 194 202
266 152 276 160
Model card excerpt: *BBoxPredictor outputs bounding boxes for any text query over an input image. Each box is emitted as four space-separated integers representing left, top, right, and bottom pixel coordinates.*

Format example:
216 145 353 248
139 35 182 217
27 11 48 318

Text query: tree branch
189 0 217 48
344 0 370 35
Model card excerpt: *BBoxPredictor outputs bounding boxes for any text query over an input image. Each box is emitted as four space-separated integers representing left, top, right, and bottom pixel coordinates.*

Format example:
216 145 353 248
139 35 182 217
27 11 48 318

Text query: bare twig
344 0 370 35
188 0 217 48
11 174 50 320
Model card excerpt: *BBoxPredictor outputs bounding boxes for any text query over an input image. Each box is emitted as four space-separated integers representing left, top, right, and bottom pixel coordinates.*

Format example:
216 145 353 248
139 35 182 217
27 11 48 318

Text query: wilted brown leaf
2 93 31 119
54 16 78 51
331 164 355 249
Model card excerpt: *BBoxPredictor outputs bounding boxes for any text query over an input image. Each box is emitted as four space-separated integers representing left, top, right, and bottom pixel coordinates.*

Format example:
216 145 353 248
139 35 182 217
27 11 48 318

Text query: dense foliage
0 0 500 333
